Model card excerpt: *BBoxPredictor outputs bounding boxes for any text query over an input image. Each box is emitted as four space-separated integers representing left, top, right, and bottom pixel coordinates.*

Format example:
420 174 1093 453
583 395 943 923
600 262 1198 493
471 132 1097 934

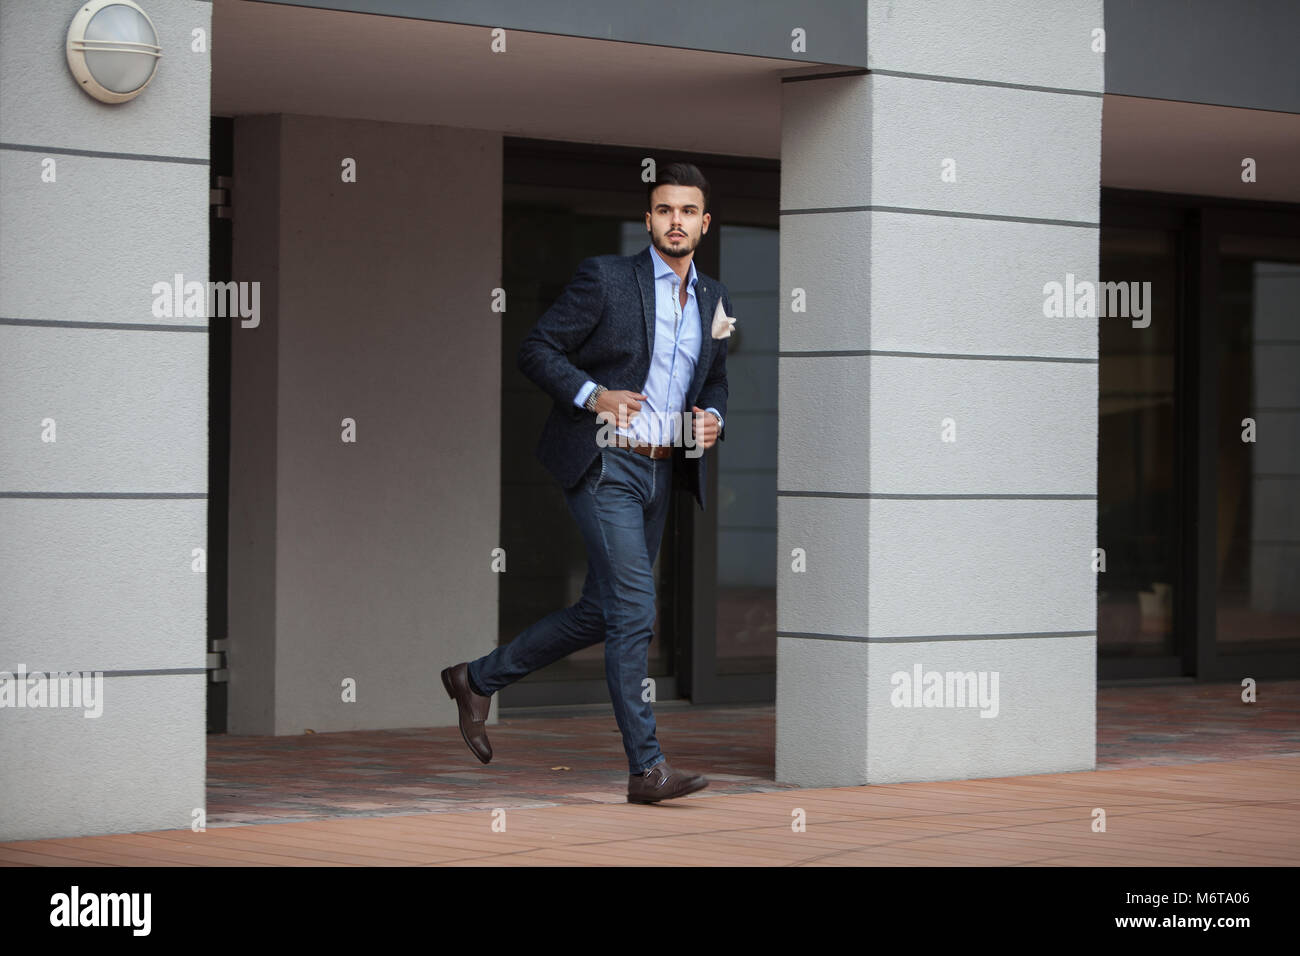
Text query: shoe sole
442 668 492 765
627 778 709 804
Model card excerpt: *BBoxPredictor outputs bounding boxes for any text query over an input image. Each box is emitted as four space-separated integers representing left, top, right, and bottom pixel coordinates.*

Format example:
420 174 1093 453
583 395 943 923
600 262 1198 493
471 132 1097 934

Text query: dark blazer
517 245 730 511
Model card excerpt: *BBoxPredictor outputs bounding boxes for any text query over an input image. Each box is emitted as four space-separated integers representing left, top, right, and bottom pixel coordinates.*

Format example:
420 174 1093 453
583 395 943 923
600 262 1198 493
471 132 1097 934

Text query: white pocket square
711 299 736 339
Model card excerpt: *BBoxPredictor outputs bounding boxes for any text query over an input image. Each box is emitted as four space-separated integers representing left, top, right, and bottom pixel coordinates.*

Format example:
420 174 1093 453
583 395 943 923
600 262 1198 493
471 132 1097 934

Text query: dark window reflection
713 224 778 675
1216 233 1300 654
1097 226 1181 657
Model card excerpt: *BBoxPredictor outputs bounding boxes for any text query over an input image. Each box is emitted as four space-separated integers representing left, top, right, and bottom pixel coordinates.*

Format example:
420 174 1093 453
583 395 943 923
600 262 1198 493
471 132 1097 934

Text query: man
442 162 730 804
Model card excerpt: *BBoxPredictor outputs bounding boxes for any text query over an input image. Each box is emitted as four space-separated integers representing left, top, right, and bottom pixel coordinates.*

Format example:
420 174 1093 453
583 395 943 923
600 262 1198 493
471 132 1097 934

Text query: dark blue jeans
468 445 673 774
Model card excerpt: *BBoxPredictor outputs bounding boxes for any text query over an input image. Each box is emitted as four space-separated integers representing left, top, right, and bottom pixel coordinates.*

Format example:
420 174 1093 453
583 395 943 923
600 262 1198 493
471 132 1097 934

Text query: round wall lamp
66 1 162 104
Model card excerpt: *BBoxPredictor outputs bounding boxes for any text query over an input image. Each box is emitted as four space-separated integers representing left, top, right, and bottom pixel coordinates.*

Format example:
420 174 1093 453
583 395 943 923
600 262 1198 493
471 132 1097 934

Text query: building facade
1 0 1297 839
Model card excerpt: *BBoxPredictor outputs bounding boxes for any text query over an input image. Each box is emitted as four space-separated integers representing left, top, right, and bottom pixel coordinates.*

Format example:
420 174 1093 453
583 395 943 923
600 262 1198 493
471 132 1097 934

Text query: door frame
1099 187 1300 681
499 137 780 707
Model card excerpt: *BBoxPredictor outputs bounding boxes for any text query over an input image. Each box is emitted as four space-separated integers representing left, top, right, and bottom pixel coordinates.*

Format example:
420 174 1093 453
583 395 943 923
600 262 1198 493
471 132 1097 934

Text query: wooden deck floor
2 754 1296 866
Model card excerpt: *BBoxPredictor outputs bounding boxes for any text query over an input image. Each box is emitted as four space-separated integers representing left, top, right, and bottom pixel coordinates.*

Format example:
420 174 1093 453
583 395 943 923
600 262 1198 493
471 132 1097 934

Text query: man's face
646 184 709 259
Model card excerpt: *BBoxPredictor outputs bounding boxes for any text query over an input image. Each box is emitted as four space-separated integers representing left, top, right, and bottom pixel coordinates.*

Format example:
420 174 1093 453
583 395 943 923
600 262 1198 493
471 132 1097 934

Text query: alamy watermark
1042 273 1151 328
151 273 260 327
50 886 150 935
594 410 711 458
890 663 999 718
0 665 103 718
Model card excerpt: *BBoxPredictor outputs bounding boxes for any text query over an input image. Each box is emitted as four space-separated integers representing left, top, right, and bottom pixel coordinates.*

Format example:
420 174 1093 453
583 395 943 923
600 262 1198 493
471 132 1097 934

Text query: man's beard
653 228 697 258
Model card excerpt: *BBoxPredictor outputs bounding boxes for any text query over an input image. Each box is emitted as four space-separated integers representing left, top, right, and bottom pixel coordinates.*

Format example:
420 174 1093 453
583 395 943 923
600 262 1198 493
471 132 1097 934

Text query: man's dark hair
647 162 710 215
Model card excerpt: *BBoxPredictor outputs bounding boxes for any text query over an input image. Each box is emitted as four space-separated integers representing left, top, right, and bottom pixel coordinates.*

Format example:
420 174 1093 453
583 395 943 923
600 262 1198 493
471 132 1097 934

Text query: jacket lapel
690 277 715 405
635 248 655 357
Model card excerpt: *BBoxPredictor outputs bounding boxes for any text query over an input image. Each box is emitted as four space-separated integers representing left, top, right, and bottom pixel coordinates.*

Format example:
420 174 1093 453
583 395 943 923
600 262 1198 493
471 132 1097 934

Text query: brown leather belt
611 435 674 460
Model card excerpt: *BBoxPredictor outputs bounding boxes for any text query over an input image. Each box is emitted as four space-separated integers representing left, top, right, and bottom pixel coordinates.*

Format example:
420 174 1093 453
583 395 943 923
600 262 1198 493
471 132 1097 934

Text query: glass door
1213 229 1300 659
1099 196 1300 680
497 137 781 707
711 225 779 678
497 167 678 707
1096 216 1185 674
1188 204 1300 680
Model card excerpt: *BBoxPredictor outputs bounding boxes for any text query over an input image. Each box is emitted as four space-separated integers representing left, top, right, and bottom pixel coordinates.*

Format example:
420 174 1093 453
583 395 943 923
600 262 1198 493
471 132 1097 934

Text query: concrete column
777 0 1103 785
228 115 502 735
0 0 210 839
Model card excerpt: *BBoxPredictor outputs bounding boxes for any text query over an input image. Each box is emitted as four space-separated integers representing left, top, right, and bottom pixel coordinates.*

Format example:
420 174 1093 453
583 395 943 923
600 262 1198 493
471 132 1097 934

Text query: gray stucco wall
776 0 1101 786
0 0 210 840
227 114 503 735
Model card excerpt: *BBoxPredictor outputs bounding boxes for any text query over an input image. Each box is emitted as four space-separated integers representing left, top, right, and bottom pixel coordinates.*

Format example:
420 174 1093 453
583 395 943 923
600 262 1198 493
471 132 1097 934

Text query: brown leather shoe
441 663 492 764
627 760 709 803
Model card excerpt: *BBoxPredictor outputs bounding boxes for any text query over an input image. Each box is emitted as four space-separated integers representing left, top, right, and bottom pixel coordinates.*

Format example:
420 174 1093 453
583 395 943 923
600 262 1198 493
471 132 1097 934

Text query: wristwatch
584 384 606 413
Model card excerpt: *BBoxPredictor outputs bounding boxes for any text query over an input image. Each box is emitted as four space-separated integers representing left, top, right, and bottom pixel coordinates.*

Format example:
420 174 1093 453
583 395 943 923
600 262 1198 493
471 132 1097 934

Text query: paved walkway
186 679 1300 825
1 680 1297 865
2 754 1295 865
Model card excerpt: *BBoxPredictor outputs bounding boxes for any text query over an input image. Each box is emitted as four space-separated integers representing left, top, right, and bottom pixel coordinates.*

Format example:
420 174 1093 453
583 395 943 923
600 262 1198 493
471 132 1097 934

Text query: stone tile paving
206 681 1300 825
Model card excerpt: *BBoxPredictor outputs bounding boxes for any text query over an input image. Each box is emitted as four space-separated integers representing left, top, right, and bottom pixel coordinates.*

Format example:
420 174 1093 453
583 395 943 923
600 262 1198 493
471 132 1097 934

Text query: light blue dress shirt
574 244 723 446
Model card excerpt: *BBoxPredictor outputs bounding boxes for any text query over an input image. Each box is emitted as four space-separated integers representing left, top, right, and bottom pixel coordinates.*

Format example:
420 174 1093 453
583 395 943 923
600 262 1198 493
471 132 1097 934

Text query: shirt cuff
574 380 597 409
704 407 723 430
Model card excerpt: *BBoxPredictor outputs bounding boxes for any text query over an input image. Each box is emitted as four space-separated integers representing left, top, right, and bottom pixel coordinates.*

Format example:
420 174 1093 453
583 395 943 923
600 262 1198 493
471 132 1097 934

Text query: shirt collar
648 242 697 290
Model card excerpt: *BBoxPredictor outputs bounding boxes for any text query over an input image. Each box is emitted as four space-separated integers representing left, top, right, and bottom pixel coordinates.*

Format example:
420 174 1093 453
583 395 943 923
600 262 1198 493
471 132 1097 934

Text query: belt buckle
615 434 669 458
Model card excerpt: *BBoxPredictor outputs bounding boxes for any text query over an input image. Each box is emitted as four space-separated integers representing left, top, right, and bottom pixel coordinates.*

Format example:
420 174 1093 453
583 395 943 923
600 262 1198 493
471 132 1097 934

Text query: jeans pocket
590 450 607 491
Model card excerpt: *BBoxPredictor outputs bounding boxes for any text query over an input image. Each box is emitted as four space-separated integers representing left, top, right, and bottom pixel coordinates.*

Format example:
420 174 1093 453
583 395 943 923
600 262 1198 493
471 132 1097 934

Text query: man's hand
594 390 647 430
692 405 720 450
